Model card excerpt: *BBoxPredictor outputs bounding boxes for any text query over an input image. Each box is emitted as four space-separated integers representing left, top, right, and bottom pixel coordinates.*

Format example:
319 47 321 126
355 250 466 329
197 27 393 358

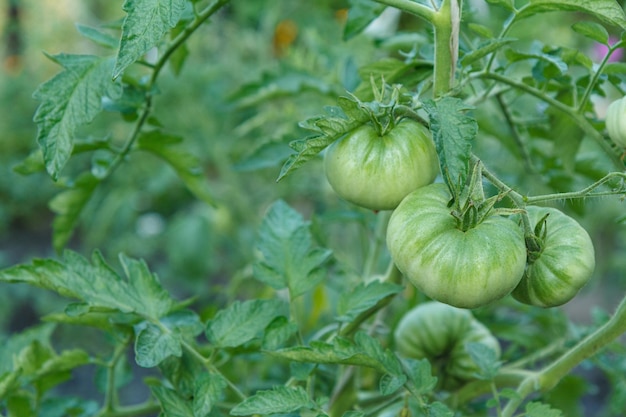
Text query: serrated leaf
460 38 516 66
336 281 402 322
151 385 194 417
134 323 182 368
137 130 215 205
423 97 477 188
404 358 437 395
379 373 406 395
205 299 287 348
161 309 204 338
33 54 122 179
465 342 501 380
75 23 119 49
428 402 455 417
262 317 299 351
517 0 626 30
113 0 187 79
354 332 404 377
0 324 56 376
0 250 173 319
343 0 386 41
49 173 100 252
231 386 314 416
277 99 369 181
525 401 564 417
194 373 227 417
253 200 332 297
572 21 609 45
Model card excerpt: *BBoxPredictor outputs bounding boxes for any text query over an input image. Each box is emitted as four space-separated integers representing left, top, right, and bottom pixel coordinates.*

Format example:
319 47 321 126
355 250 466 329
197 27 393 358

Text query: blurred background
1 0 626 413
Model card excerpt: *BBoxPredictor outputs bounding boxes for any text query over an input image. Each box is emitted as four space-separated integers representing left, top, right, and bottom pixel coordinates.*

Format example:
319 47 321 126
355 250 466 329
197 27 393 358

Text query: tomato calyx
524 211 550 263
448 160 510 232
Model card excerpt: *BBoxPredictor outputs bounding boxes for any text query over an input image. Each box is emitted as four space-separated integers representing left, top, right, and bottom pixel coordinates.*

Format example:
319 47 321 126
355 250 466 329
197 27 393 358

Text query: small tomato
606 97 626 148
512 206 595 308
324 119 438 211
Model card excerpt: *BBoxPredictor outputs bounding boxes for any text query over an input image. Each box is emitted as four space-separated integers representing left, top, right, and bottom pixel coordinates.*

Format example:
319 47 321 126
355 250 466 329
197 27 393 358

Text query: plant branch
525 172 626 204
494 93 535 173
432 0 458 97
501 294 626 417
578 40 625 113
372 0 435 22
474 71 625 170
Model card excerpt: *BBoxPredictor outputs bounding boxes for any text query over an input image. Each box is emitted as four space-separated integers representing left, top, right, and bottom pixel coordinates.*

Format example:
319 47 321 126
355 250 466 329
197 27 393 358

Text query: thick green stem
501 295 626 417
432 0 458 98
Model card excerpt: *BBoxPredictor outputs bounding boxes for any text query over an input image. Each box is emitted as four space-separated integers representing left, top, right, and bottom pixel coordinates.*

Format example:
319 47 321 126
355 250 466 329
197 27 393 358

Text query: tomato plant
386 183 526 309
324 118 438 210
512 206 596 308
3 1 626 417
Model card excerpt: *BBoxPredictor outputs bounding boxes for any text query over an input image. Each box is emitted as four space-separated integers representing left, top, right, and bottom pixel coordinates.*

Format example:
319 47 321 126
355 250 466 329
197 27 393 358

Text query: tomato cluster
324 117 596 309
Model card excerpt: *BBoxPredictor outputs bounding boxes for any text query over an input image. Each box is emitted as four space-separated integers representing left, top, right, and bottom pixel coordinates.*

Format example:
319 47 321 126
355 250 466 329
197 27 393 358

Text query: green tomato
324 119 438 211
512 206 595 308
386 183 526 309
394 301 500 389
606 96 626 148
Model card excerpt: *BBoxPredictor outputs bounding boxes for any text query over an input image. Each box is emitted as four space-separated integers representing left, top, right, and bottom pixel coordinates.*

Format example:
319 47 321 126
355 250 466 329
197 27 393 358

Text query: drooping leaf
516 0 626 30
205 299 287 348
0 251 173 320
336 281 402 322
277 98 369 181
231 386 314 416
423 97 477 188
343 0 386 41
75 24 119 49
113 0 187 79
49 173 100 253
253 200 332 297
33 54 121 179
193 373 227 417
137 130 215 205
151 385 195 417
134 323 183 368
571 21 610 45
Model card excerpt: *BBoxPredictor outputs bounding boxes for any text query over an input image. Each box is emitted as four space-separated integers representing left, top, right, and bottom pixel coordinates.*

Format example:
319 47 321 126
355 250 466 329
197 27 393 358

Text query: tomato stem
500 294 626 417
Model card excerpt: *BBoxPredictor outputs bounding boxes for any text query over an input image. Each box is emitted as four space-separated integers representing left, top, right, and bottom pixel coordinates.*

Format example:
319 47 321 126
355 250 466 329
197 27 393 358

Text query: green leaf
151 385 195 417
161 309 204 338
354 332 404 377
49 173 100 252
460 38 517 66
277 98 369 182
343 0 386 41
353 58 433 101
428 402 455 417
33 54 122 179
404 359 437 395
253 200 332 297
194 373 227 417
12 149 45 175
0 251 173 319
572 21 610 45
231 386 314 416
262 317 299 351
465 342 501 380
423 97 477 188
504 46 568 78
336 281 402 322
113 0 187 79
205 299 287 348
137 130 215 205
517 0 626 30
379 373 406 396
485 0 515 12
525 401 564 417
0 323 55 376
75 23 119 49
135 323 182 368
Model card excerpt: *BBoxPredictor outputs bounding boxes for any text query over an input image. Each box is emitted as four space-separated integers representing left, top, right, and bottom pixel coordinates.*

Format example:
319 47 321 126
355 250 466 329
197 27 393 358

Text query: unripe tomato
606 97 626 148
324 119 438 211
512 206 595 308
386 183 526 309
394 301 500 389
